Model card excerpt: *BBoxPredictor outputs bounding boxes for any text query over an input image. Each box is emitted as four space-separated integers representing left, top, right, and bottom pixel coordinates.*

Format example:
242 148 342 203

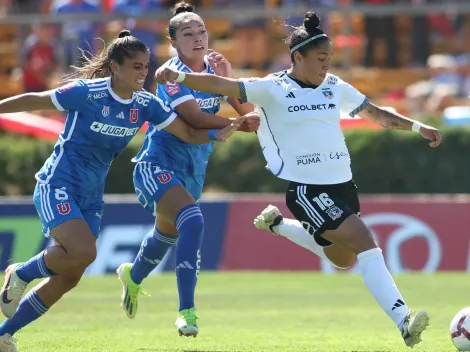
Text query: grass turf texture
8 272 464 352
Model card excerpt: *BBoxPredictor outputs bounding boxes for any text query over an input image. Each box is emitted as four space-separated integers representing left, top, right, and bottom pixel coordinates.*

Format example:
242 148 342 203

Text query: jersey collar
176 56 210 73
285 71 326 90
106 77 135 104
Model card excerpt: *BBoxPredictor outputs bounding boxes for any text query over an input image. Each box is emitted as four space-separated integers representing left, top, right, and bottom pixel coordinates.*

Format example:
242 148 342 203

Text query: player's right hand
239 111 260 132
419 124 442 148
154 66 179 84
215 117 246 142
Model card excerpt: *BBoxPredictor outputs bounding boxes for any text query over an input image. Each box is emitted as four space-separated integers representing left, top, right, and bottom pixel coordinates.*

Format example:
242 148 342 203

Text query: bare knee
50 219 97 271
325 245 357 269
64 241 97 272
156 215 178 235
72 245 97 269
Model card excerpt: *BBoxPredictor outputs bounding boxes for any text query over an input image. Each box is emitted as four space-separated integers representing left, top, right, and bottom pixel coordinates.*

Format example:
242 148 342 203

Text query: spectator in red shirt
21 24 61 92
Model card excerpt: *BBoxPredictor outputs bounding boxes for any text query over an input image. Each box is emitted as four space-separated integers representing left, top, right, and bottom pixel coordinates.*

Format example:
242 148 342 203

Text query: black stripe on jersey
261 107 284 177
350 97 370 117
237 81 248 104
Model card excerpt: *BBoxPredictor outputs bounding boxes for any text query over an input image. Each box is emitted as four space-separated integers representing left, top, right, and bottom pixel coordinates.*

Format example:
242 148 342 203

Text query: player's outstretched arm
155 67 243 100
358 102 442 148
206 49 255 116
164 115 246 144
0 91 56 113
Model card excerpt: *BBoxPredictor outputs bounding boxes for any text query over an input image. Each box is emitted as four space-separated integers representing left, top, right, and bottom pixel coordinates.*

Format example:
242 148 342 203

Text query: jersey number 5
55 188 71 215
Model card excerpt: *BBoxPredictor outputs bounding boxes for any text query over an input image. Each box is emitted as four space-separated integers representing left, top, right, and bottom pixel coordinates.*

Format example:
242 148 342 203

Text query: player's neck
110 78 133 99
287 68 322 87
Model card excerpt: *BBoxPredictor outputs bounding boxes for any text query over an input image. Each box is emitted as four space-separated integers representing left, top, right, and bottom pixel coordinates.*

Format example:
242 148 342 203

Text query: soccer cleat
175 307 198 337
0 264 28 319
0 334 18 352
253 204 284 233
401 309 430 348
116 263 148 319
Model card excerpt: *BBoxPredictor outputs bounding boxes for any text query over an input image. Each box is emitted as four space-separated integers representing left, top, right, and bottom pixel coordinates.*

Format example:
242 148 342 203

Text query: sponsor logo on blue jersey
196 97 220 109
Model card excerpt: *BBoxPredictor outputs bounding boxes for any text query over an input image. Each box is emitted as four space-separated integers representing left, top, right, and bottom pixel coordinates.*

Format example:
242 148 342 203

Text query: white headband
290 34 328 53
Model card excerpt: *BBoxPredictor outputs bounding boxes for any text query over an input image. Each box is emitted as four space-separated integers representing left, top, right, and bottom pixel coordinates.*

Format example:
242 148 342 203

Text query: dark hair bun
172 1 195 16
118 29 132 38
303 12 321 33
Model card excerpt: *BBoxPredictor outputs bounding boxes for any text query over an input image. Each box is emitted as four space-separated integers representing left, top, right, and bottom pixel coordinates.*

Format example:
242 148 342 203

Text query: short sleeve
338 80 369 117
146 95 177 130
236 77 276 105
51 80 89 111
157 81 195 109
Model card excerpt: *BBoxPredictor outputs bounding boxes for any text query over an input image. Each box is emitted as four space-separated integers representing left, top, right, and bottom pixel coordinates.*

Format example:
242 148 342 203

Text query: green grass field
11 272 466 352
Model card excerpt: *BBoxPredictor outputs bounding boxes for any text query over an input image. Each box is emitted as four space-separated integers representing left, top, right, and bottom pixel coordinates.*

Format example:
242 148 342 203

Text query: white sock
357 248 408 329
274 218 329 262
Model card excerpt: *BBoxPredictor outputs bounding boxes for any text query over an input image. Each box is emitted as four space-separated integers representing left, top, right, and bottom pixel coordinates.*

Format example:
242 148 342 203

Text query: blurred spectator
281 0 336 31
10 0 41 13
409 0 430 67
0 0 10 15
50 0 104 67
113 0 164 92
405 54 461 114
357 0 397 68
21 24 60 92
214 0 270 70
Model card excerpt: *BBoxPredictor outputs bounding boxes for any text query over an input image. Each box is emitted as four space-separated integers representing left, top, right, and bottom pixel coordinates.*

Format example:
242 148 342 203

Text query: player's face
173 17 209 62
302 40 333 85
116 51 150 92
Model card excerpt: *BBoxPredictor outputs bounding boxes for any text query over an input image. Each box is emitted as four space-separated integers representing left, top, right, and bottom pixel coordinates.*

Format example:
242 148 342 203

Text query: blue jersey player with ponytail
0 29 242 351
116 1 258 338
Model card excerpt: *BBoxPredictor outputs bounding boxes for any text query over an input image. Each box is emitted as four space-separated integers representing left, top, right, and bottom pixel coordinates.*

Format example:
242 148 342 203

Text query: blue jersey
36 77 176 197
134 56 224 174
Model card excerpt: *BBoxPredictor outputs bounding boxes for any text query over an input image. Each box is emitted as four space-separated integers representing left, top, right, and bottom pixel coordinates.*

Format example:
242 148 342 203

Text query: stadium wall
0 195 468 275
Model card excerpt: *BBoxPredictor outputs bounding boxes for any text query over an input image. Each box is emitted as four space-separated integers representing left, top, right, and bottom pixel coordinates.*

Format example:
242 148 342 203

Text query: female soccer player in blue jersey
0 30 244 351
116 1 259 338
154 11 443 348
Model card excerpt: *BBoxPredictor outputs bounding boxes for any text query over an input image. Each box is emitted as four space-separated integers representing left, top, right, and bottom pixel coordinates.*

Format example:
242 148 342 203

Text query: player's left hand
215 117 246 142
154 66 178 84
419 124 442 148
238 111 260 132
207 49 233 78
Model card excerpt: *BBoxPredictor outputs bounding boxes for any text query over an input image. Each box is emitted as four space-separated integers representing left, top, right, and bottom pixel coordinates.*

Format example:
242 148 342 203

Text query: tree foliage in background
1 123 468 196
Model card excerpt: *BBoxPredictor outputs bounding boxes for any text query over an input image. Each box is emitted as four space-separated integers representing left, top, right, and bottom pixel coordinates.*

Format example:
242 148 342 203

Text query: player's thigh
285 181 359 247
133 162 196 225
33 183 97 262
321 215 377 254
318 182 376 252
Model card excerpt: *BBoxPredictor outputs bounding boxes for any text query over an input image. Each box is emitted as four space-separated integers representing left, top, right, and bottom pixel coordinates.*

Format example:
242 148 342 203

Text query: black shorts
285 180 360 247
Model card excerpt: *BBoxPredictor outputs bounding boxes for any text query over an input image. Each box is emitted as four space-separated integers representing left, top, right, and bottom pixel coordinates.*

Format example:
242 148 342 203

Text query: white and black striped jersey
238 72 368 185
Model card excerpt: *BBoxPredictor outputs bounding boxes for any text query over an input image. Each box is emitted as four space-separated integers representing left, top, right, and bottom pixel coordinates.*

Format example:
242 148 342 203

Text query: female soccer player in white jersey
116 2 258 338
0 30 243 351
154 11 442 348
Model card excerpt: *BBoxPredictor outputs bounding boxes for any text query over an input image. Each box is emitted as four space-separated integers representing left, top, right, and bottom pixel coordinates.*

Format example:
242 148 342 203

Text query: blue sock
15 251 55 284
0 290 48 336
130 228 178 284
174 204 204 311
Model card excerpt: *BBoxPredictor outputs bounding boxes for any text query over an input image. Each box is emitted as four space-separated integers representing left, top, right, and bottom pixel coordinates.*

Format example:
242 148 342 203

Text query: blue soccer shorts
33 182 104 237
133 161 204 215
